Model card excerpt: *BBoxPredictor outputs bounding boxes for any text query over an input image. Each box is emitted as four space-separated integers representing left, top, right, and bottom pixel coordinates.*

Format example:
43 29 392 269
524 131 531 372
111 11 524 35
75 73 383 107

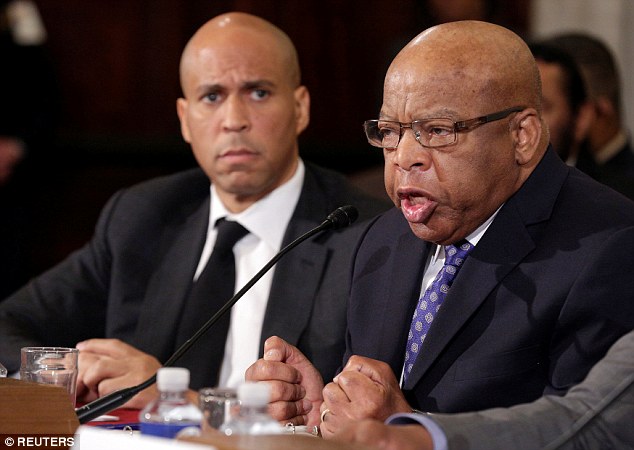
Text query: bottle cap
156 367 190 392
237 382 270 406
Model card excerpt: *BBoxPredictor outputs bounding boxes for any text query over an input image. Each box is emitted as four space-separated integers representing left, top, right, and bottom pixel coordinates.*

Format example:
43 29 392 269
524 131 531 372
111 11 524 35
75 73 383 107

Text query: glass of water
20 347 79 406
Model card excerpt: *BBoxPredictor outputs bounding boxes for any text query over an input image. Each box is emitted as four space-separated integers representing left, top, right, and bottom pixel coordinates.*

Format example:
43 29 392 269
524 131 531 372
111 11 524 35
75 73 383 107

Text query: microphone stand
75 206 358 423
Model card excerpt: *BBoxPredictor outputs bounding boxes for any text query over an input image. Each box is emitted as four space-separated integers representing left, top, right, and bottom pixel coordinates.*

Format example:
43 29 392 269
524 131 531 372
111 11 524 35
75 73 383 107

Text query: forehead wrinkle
383 69 464 120
195 43 277 78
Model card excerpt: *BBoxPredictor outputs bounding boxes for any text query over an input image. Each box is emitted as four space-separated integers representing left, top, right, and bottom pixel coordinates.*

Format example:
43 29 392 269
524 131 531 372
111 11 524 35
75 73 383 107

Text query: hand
319 355 411 438
75 350 101 403
245 336 324 427
76 338 161 409
333 419 433 450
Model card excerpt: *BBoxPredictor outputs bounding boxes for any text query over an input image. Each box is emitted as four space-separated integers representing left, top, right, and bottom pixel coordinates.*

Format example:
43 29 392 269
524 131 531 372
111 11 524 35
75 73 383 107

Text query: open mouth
398 189 438 223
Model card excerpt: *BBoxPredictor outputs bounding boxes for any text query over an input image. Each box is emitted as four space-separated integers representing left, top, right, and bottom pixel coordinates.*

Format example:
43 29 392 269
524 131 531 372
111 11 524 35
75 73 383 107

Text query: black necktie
174 218 249 389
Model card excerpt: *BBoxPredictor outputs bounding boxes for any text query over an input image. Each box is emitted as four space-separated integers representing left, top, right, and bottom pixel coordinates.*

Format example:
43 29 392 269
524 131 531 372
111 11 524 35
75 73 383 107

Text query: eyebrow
196 79 277 95
242 79 276 90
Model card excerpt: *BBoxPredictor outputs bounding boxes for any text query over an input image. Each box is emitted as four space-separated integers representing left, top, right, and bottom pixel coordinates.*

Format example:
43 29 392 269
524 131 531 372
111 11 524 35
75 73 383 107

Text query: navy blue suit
345 147 634 413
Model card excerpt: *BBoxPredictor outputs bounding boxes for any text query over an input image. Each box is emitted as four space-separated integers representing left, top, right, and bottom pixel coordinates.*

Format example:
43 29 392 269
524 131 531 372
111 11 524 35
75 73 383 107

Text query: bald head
390 20 541 115
180 12 301 92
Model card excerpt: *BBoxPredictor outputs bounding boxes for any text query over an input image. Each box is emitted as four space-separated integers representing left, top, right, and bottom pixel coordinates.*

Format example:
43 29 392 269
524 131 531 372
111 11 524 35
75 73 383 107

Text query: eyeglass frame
363 106 525 149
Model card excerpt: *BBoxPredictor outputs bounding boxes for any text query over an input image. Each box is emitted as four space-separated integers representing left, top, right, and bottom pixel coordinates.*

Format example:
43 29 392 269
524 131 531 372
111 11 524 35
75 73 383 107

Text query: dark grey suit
0 163 388 388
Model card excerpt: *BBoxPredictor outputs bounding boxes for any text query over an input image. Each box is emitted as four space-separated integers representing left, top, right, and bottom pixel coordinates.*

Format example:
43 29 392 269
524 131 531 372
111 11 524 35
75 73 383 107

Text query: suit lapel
403 148 569 389
134 197 210 362
259 166 333 350
261 222 328 349
379 226 429 373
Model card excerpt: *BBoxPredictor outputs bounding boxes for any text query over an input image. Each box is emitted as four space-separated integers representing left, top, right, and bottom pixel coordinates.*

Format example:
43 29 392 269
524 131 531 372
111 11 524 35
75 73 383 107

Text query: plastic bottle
220 382 283 436
139 367 202 438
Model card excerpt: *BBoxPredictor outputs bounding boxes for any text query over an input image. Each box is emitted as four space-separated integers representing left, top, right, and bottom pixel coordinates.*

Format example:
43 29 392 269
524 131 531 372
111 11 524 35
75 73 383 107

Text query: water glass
20 347 79 406
199 387 240 430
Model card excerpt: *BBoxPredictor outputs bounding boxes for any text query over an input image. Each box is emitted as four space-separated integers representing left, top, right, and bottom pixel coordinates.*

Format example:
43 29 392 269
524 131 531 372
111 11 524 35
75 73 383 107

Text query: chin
407 221 453 245
408 221 432 240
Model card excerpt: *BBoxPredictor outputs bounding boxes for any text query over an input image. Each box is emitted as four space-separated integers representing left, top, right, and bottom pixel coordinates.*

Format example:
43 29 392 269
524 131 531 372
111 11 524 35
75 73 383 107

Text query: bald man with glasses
246 20 634 439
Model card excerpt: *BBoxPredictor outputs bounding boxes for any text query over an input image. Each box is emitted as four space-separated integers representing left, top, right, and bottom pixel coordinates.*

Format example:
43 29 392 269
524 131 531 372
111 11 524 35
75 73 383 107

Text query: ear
176 98 191 143
573 101 595 143
511 108 542 166
595 96 616 118
293 85 310 135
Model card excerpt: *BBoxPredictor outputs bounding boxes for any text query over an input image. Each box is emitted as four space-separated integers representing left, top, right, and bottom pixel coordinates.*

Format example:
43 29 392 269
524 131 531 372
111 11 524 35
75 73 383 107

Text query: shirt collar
209 160 305 251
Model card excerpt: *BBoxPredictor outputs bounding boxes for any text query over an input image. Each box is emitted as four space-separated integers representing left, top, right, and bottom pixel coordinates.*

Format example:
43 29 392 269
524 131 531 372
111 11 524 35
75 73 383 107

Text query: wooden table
184 431 373 450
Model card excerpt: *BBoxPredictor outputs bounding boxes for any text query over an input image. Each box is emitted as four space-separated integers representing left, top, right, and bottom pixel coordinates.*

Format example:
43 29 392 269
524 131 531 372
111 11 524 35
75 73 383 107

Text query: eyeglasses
363 106 524 149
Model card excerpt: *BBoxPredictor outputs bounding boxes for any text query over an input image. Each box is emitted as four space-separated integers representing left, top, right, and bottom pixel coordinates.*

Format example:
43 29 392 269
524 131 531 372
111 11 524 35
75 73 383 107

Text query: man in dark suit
546 33 634 200
0 12 386 407
245 20 634 436
333 329 634 450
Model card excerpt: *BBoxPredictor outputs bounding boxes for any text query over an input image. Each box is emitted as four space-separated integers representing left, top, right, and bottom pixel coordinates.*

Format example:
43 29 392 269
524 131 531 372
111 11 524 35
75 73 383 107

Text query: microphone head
326 205 359 230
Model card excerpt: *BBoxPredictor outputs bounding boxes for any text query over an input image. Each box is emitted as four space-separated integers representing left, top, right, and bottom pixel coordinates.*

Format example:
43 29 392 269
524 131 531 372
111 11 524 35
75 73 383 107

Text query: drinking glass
199 387 240 430
20 347 79 406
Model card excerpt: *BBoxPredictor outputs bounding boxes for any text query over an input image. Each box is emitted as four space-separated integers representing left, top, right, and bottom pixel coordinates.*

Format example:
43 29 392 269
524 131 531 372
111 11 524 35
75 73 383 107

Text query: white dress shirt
194 161 304 388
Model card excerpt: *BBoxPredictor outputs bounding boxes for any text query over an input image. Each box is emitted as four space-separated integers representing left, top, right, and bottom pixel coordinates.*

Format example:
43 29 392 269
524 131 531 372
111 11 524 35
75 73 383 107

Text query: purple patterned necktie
403 240 473 382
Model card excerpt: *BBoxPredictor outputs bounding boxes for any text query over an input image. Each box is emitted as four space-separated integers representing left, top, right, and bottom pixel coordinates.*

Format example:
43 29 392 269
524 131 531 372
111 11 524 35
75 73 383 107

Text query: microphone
75 205 359 423
324 205 358 230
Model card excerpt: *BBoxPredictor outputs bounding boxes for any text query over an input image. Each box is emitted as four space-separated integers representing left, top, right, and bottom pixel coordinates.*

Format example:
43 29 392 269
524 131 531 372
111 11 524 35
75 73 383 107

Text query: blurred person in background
546 32 634 200
529 42 593 165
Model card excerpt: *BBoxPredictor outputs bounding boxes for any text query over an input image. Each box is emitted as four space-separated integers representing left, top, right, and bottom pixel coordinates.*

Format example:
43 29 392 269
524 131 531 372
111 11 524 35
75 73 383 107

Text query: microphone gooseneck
75 205 359 423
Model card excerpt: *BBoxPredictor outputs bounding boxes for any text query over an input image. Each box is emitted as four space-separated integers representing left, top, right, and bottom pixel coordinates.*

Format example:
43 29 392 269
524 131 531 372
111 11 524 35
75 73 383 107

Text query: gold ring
320 408 331 423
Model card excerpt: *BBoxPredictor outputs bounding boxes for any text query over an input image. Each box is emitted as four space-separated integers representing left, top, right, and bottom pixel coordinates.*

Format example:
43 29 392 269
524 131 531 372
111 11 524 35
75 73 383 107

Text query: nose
221 95 250 132
391 128 431 171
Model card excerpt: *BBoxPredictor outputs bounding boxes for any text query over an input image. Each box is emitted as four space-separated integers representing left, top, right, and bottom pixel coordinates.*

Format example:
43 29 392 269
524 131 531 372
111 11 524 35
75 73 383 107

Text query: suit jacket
576 138 634 201
345 147 634 413
430 329 634 450
0 162 388 388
